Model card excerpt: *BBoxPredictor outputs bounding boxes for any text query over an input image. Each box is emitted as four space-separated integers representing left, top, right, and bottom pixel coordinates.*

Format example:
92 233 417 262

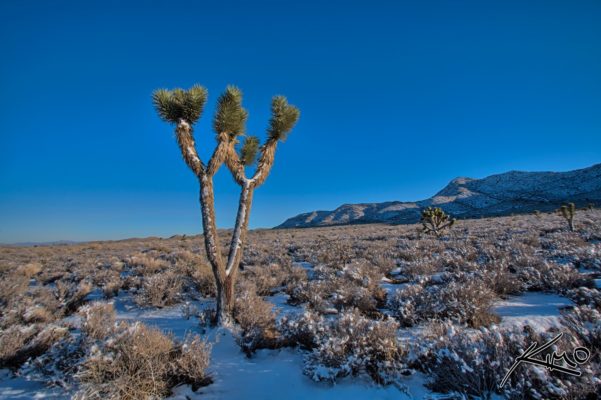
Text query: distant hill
276 163 601 228
7 240 80 247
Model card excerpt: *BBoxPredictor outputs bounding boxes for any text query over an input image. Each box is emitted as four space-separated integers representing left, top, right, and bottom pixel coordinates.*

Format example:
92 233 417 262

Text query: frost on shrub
388 278 499 328
76 322 211 399
80 302 116 341
233 284 279 355
514 257 580 293
279 310 325 349
171 333 212 390
427 327 514 399
387 283 423 327
562 305 601 360
302 309 404 385
135 270 183 308
286 261 385 316
425 325 600 400
0 324 67 368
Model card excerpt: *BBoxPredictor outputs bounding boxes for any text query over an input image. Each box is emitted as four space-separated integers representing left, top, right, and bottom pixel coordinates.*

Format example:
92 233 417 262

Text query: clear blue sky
1 0 600 243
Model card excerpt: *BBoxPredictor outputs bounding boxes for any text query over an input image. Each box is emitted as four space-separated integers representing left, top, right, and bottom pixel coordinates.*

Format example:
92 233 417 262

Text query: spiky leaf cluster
214 86 248 138
421 207 455 236
239 136 260 166
267 96 300 141
421 207 452 222
152 85 208 124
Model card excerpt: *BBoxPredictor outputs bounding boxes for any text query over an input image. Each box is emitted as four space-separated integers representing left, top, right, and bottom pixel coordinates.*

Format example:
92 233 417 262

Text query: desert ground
1 210 600 399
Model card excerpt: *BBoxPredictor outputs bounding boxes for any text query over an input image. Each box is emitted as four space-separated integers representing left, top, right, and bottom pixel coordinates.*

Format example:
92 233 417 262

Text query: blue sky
1 0 600 243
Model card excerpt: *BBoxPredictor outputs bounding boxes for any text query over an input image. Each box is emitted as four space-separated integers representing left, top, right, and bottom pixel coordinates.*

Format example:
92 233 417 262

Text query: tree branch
206 132 230 177
224 143 248 186
248 138 278 188
176 120 205 177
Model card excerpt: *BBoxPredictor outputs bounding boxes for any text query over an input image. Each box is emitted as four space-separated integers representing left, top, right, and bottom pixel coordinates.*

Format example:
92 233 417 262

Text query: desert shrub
91 268 122 298
22 305 54 324
481 260 523 297
55 280 93 315
127 253 168 274
567 286 601 309
427 327 517 399
234 284 279 354
0 325 38 367
389 278 500 328
279 310 325 349
424 325 600 400
561 305 601 360
400 259 439 278
136 271 183 308
0 324 67 368
168 250 216 297
387 283 423 327
315 237 354 269
170 333 212 389
515 258 580 292
287 261 384 316
242 263 289 296
76 322 211 399
80 302 116 341
0 273 29 307
303 308 404 385
102 275 122 298
328 263 385 315
17 262 43 278
190 263 216 297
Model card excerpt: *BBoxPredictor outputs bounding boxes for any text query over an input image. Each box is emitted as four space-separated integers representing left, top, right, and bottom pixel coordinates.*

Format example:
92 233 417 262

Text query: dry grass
77 321 211 399
135 270 183 308
0 209 599 395
234 283 279 354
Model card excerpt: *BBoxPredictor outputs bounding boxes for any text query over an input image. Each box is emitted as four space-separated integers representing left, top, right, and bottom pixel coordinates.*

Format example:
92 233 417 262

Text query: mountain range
276 163 601 228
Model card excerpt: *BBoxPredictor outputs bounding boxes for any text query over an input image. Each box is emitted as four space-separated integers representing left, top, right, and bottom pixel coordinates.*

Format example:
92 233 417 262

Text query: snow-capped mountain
276 163 601 228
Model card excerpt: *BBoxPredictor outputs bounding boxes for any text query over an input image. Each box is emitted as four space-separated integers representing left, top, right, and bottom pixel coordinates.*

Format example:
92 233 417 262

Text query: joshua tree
559 202 576 232
421 207 456 237
152 85 299 325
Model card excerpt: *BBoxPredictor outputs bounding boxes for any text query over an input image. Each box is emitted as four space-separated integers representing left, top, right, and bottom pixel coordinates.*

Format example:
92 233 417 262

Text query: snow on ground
171 328 428 400
0 370 67 400
0 288 580 400
380 279 408 296
492 292 573 331
110 292 426 399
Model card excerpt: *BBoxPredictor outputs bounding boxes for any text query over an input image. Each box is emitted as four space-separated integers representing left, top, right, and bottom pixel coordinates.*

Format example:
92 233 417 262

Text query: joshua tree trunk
213 183 255 325
153 85 299 327
215 275 235 325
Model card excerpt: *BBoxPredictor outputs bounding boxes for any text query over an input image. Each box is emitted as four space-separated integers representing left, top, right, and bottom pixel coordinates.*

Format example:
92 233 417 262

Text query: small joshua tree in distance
153 85 299 326
421 207 456 237
559 202 576 232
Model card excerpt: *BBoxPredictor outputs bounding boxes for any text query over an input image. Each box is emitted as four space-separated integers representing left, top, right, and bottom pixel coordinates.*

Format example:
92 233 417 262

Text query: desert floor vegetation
0 209 600 399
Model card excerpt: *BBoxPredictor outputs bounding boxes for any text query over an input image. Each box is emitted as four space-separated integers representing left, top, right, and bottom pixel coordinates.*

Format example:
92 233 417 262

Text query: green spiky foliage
559 202 576 231
214 86 248 138
267 96 300 142
421 207 456 237
239 136 260 166
152 85 208 124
